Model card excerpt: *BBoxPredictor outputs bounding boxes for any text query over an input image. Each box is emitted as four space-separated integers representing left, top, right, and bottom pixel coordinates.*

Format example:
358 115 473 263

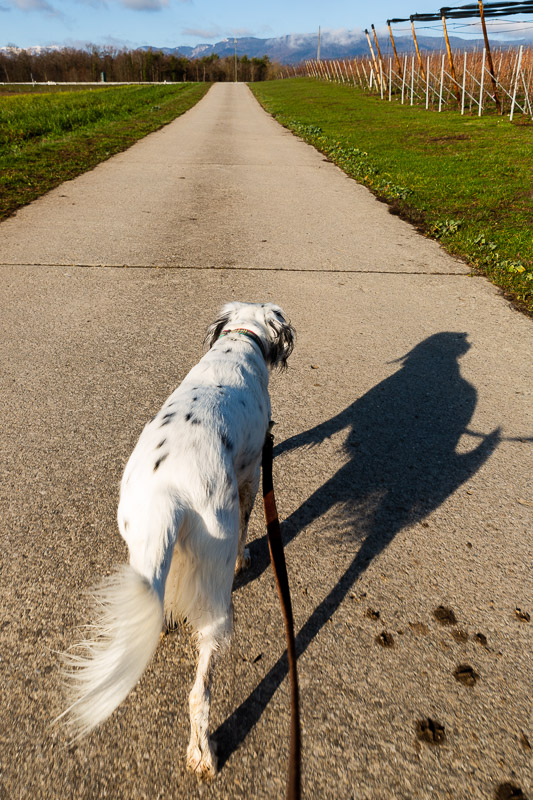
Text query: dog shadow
215 332 501 766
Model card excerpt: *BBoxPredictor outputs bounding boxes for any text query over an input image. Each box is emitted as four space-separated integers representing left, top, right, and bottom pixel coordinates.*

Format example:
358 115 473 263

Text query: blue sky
2 0 532 50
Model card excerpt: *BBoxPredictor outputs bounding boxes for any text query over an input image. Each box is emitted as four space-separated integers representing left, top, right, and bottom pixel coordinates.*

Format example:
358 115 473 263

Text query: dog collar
218 328 267 360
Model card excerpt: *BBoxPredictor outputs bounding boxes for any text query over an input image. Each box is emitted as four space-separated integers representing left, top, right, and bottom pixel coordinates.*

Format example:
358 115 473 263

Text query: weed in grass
251 78 533 316
430 219 463 238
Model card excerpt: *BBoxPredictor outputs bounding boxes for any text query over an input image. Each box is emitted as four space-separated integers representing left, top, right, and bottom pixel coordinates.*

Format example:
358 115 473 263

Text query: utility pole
234 38 238 82
317 26 321 61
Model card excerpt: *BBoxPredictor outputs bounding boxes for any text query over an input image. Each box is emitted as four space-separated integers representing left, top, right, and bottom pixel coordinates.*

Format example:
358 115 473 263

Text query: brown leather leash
262 428 301 800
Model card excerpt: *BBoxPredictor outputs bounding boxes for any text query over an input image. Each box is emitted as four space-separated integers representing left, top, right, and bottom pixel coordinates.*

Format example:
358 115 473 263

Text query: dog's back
118 342 271 635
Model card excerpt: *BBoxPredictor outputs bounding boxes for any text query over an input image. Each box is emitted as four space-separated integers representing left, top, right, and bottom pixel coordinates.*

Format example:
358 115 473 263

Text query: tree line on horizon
0 46 276 83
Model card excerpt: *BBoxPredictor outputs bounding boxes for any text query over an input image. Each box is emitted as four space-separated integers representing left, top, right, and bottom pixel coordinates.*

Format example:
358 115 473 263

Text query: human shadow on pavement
215 332 501 766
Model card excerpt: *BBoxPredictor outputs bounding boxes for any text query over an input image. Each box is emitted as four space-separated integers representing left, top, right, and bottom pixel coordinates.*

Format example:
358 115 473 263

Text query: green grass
0 83 209 220
250 78 533 316
0 84 115 94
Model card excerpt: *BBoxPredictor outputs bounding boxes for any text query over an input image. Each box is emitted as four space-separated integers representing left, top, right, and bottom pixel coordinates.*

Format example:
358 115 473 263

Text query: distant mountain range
2 29 523 63
142 30 518 64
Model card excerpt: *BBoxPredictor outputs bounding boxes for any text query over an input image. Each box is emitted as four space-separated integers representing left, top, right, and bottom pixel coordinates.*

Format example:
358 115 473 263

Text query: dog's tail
55 565 164 738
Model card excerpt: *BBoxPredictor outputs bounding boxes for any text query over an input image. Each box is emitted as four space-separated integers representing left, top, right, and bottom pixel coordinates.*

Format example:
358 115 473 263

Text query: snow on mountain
141 30 497 64
4 29 519 64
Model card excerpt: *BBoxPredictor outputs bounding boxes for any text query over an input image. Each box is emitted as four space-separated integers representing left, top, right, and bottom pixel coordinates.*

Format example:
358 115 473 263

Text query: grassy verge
0 84 118 94
0 83 209 221
250 78 533 316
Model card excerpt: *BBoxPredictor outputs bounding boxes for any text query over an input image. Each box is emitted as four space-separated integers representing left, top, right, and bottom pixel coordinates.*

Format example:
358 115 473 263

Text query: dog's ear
204 304 236 350
265 308 295 371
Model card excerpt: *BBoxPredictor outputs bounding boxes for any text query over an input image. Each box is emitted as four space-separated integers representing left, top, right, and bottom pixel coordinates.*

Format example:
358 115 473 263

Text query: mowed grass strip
0 83 210 221
250 78 533 315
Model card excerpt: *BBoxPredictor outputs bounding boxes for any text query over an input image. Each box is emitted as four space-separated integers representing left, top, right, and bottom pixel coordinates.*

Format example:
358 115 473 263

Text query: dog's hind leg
186 634 219 780
185 503 238 781
235 468 260 574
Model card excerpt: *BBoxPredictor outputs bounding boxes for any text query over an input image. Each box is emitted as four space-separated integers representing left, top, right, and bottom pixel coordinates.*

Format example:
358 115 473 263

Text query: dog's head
205 302 295 371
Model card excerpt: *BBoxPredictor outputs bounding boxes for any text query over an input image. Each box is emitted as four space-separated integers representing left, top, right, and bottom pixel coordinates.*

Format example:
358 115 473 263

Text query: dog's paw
186 740 218 782
234 547 251 575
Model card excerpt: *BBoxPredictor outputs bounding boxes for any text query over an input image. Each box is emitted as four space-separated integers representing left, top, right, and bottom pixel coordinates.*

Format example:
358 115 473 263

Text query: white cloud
120 0 169 9
118 0 190 8
283 28 365 51
229 27 254 37
183 24 258 41
182 26 222 39
320 27 365 45
9 0 71 19
9 0 189 13
77 0 107 8
11 0 57 11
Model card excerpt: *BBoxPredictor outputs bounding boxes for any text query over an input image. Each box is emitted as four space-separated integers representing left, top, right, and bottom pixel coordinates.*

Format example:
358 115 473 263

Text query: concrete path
1 82 531 800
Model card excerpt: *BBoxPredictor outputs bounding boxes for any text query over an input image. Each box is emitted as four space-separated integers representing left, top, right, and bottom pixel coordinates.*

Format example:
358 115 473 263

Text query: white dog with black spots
58 301 295 781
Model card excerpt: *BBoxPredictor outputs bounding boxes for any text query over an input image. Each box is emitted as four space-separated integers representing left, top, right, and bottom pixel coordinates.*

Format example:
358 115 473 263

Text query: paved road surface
1 83 532 800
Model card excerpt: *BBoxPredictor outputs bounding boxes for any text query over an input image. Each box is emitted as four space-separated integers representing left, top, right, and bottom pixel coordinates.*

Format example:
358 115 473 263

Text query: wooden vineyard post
426 55 430 109
523 68 533 117
478 0 502 114
479 48 486 116
461 50 467 115
360 60 369 90
346 60 353 86
342 60 350 83
439 53 445 112
411 55 415 105
441 10 461 107
337 60 346 83
510 45 523 122
354 59 363 88
364 29 382 90
410 16 426 82
401 55 407 103
371 24 385 95
387 20 402 79
389 57 392 101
